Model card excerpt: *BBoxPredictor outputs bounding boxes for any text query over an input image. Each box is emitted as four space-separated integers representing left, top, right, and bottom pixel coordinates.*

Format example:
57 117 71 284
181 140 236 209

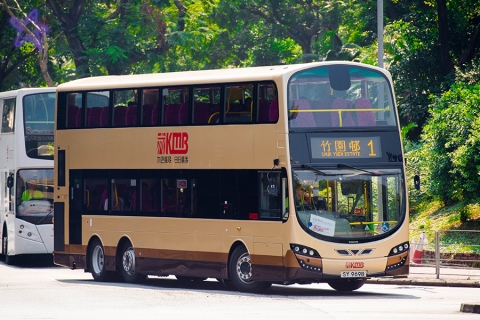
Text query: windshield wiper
301 164 337 176
35 209 54 225
336 164 380 176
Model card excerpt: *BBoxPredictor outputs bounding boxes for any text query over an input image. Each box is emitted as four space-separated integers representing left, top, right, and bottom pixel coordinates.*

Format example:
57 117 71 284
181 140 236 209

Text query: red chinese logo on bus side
345 262 364 268
157 132 189 155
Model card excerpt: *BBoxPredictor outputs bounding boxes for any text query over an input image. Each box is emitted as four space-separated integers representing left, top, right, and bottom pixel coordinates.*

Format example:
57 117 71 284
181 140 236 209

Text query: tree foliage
420 82 480 203
1 0 480 206
1 0 55 88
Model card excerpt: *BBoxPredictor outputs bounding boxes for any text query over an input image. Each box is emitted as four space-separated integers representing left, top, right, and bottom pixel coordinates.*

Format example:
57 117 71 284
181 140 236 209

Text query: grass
409 197 480 253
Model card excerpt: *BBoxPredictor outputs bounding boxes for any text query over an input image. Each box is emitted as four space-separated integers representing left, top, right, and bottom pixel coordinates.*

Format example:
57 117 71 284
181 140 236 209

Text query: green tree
421 82 480 203
383 0 480 140
46 0 90 78
0 10 37 90
47 0 188 77
220 0 351 63
2 0 54 86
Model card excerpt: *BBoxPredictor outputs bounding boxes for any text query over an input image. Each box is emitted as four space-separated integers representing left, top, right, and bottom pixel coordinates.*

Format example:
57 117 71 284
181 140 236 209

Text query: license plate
341 271 366 278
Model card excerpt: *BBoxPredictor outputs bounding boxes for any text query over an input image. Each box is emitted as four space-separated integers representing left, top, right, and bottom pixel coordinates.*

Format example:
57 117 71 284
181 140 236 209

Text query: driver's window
15 169 53 217
16 170 54 204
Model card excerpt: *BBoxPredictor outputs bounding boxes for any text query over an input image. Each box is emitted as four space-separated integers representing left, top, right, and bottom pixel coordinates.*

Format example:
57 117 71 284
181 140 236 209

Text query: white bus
0 88 55 264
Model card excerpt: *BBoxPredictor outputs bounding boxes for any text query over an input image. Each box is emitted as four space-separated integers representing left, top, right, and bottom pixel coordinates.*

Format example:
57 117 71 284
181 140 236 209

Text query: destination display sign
311 137 381 159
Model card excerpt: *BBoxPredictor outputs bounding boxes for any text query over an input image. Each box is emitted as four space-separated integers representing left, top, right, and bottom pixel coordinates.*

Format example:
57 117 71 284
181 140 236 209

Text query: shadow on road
57 275 420 299
0 254 56 268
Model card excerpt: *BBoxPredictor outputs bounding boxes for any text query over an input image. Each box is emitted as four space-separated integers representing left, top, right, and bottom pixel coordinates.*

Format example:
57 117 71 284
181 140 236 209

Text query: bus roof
0 87 56 98
57 61 388 92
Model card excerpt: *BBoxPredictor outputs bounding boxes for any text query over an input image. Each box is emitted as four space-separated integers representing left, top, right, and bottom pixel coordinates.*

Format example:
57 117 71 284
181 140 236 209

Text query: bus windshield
16 169 54 225
293 167 405 241
23 93 55 159
288 65 396 129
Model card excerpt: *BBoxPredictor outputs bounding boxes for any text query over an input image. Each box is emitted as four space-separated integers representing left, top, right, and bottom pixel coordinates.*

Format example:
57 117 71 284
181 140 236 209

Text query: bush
419 82 480 202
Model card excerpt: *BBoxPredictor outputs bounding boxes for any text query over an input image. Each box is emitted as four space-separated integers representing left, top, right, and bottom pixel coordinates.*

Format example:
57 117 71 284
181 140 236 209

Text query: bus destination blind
311 137 381 159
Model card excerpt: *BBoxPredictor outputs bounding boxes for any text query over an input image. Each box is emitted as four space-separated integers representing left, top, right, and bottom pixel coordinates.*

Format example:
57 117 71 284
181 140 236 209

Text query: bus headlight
388 241 409 256
290 244 322 272
290 244 320 258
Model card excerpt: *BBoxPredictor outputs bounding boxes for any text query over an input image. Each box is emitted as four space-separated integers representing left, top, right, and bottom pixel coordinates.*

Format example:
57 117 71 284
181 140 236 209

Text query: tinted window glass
16 169 54 225
288 66 396 129
1 98 15 132
23 93 55 159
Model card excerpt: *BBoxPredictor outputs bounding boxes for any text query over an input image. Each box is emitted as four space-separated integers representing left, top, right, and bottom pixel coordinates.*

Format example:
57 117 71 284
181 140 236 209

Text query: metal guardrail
410 229 480 279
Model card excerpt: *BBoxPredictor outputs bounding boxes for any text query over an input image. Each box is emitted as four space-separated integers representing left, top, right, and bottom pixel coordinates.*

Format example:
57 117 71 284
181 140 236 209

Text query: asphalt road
1 255 479 320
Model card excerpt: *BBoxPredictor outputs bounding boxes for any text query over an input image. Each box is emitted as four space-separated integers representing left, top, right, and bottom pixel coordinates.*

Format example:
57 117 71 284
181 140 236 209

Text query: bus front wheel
120 241 146 283
89 239 111 282
1 227 6 257
2 227 14 265
327 279 367 291
228 246 271 293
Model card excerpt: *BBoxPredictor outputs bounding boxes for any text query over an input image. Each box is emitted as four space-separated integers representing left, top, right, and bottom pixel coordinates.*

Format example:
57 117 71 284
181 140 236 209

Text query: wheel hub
122 248 135 275
236 253 252 282
92 245 104 274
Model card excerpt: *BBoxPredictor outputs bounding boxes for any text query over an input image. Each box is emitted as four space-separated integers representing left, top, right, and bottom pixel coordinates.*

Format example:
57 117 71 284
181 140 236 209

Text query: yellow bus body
53 62 409 292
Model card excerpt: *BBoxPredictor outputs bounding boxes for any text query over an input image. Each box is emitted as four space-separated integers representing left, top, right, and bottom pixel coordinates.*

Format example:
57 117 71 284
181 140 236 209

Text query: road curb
366 278 480 288
460 303 480 314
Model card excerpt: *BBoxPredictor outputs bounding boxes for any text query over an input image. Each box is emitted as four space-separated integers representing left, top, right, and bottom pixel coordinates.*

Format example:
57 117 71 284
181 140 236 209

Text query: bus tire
1 226 6 257
327 279 367 291
2 228 14 265
89 238 111 282
120 241 146 283
228 246 271 293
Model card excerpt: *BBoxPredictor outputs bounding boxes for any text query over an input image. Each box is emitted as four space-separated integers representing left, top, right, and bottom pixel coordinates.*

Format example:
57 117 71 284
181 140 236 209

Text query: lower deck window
70 169 283 221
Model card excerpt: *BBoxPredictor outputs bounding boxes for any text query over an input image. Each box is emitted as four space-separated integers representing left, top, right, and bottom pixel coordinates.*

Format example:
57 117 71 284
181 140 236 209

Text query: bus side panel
80 216 286 279
53 244 86 269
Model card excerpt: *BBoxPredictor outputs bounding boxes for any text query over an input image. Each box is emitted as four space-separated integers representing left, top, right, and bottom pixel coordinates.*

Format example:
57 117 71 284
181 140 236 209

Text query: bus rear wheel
89 239 112 282
228 246 271 293
120 241 146 283
327 279 367 291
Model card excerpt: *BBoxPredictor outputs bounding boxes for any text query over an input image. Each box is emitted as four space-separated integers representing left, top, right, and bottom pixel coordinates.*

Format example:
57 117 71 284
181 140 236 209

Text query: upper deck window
1 98 15 133
193 85 220 124
23 93 55 159
58 81 278 129
288 65 397 130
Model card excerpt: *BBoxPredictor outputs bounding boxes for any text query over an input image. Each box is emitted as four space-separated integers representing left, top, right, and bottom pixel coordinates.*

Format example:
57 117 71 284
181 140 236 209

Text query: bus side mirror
414 175 420 190
267 178 278 195
7 175 14 189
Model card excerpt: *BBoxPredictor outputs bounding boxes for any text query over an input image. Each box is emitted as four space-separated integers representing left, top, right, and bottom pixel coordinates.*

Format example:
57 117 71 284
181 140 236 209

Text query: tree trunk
458 21 480 66
46 0 91 78
2 0 54 86
38 53 54 87
436 0 454 76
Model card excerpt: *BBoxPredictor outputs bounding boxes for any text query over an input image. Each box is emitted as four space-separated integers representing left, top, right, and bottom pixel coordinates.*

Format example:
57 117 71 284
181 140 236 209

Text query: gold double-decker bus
53 61 409 292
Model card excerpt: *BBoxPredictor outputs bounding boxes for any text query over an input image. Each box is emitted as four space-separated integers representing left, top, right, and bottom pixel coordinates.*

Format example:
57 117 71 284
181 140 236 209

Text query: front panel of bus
286 64 408 280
